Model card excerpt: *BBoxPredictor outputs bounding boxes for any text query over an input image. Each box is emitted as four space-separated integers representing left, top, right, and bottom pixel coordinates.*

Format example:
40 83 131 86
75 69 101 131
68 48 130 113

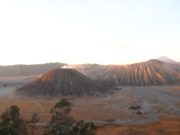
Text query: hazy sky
0 0 180 65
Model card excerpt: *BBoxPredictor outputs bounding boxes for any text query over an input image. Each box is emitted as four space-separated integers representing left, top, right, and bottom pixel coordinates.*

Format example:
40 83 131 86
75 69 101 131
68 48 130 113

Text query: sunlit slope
17 68 106 96
65 60 180 86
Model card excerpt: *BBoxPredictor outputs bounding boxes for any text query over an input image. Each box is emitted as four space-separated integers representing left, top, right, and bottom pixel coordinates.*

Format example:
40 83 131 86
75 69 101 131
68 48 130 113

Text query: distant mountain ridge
0 57 180 87
157 56 177 64
0 63 66 76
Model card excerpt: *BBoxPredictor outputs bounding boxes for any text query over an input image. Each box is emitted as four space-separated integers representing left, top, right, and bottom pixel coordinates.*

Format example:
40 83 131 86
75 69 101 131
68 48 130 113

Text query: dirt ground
96 118 180 135
21 117 180 135
0 85 179 135
0 85 180 123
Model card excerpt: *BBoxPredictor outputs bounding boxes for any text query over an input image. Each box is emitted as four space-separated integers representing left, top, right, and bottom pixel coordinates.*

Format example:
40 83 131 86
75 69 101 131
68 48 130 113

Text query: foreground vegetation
0 99 96 135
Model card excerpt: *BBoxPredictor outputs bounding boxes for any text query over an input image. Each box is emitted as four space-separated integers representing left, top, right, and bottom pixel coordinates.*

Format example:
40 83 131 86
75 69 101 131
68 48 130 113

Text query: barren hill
17 68 107 96
64 60 180 86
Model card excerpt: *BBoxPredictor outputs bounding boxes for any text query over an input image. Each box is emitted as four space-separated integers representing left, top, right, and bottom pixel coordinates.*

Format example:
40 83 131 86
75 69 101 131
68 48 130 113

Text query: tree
72 120 96 135
45 98 96 135
44 98 74 135
27 113 40 135
0 105 28 135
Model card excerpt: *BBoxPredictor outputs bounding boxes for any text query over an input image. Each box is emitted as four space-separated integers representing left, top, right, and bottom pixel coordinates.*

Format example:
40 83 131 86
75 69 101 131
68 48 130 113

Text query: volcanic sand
0 85 180 135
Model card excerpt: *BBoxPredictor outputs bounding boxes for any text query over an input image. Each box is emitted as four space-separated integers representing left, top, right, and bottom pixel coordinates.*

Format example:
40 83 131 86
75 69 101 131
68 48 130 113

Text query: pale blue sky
0 0 180 65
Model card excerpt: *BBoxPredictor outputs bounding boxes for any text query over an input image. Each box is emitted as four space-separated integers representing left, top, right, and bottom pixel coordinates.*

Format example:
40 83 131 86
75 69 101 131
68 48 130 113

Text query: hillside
64 60 180 86
0 59 180 86
0 63 66 76
17 68 107 96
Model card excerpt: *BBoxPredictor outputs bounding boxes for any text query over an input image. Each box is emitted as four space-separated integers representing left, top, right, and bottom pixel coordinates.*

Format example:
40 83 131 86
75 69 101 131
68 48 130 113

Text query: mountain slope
65 60 180 86
17 68 107 96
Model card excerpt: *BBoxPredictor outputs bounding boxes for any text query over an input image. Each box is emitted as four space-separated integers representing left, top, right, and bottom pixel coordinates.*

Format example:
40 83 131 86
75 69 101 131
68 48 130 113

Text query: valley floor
0 85 179 134
96 118 180 135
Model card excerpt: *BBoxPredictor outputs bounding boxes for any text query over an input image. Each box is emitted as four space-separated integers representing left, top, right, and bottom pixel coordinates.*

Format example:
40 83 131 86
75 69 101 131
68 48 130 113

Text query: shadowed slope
17 68 107 96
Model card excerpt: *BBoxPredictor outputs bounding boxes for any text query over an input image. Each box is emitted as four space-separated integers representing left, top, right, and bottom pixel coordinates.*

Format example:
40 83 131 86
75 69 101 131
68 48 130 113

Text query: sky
0 0 180 65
